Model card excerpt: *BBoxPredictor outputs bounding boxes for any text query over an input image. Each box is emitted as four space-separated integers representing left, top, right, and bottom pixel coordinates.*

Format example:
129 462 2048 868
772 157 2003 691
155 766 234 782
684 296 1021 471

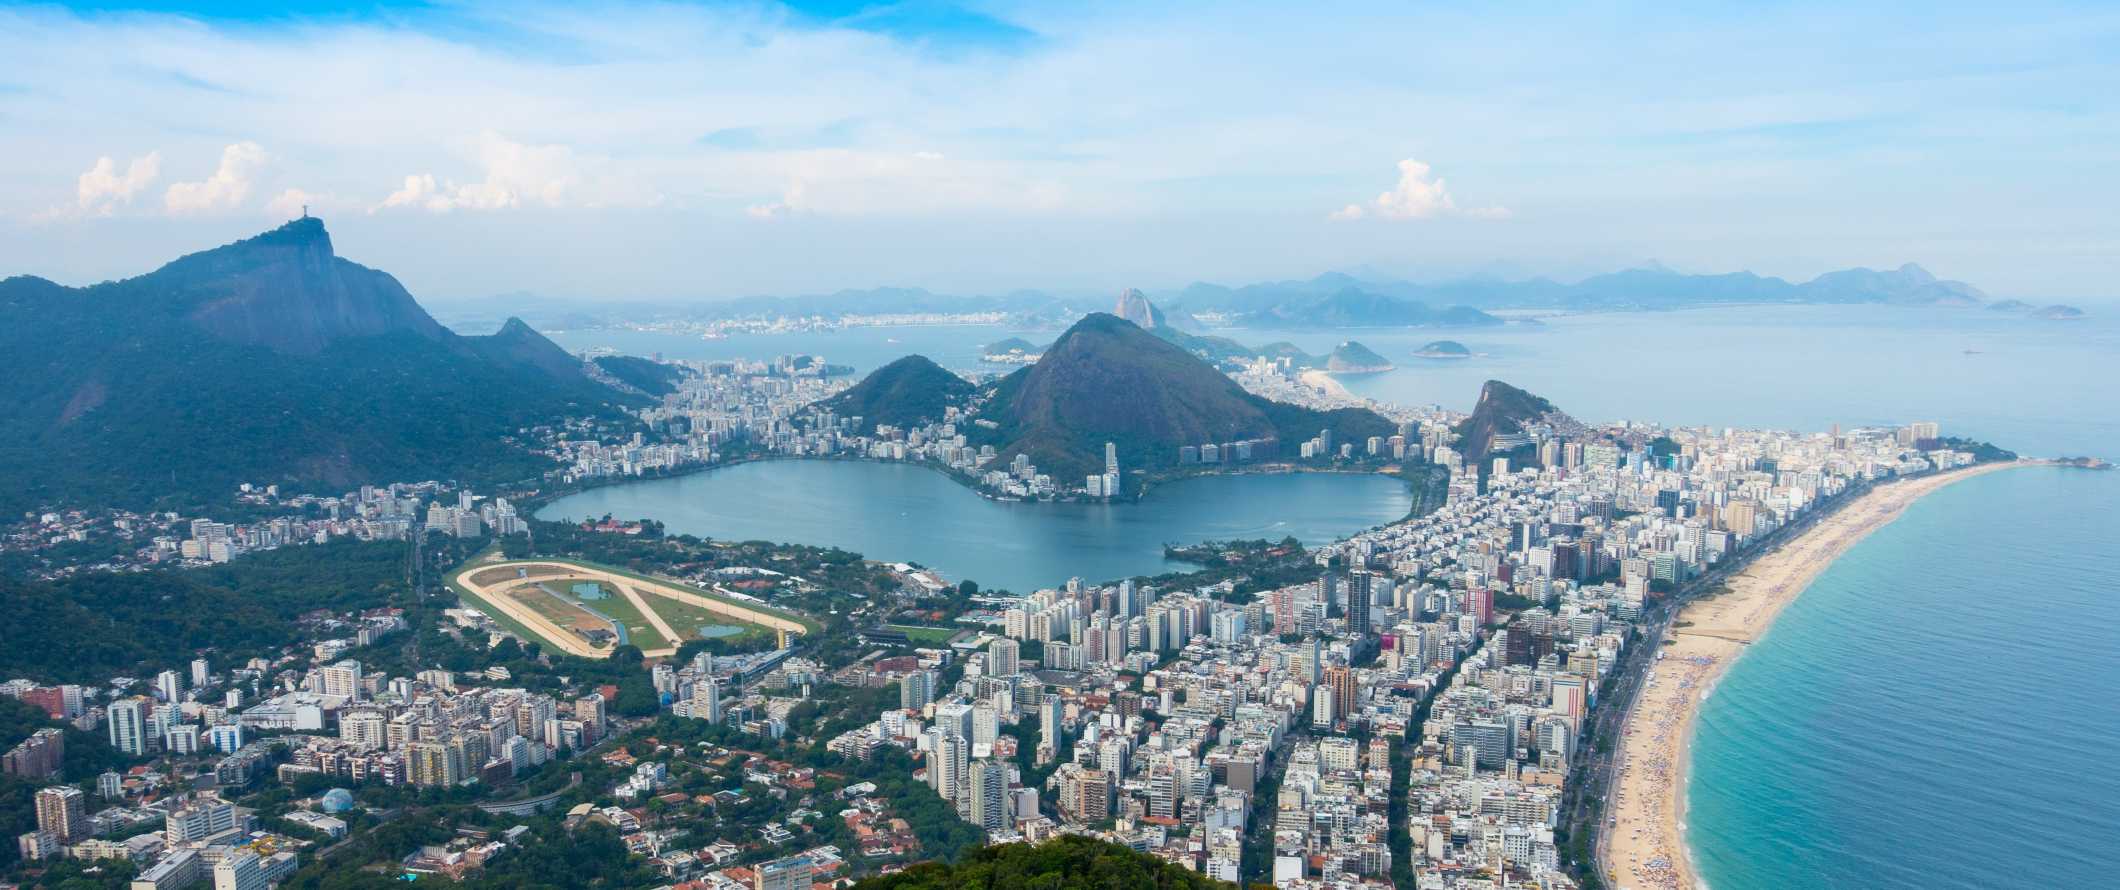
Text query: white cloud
745 181 808 219
1333 158 1507 222
165 142 268 215
374 133 655 213
74 152 162 214
264 187 330 219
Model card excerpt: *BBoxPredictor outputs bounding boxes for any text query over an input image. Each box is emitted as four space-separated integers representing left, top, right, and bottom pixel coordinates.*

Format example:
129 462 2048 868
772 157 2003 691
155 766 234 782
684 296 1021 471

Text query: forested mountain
0 218 639 513
819 355 979 433
831 313 1397 483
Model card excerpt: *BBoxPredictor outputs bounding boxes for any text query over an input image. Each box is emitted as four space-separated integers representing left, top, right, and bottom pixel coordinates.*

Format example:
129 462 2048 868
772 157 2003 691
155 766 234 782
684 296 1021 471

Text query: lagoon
535 460 1413 593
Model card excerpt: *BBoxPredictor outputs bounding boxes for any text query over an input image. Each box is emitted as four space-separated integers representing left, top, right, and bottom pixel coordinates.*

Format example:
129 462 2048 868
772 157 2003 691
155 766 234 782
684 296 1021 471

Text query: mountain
591 354 690 396
1167 262 2001 315
854 836 1232 890
1169 276 1503 328
1326 340 1394 373
973 314 1396 483
0 218 636 513
1454 380 1563 468
819 355 976 432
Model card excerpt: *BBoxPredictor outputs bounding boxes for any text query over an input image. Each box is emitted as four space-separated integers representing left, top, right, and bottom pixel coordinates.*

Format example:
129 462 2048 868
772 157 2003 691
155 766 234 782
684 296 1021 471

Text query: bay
548 303 2120 885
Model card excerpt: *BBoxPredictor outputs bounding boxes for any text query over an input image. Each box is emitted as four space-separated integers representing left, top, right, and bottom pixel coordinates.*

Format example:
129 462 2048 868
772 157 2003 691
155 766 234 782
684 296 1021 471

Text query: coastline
1602 460 2031 890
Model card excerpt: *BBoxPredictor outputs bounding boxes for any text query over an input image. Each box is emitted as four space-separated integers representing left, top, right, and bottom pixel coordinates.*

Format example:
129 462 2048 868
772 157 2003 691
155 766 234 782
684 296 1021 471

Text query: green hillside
819 355 977 432
0 218 637 513
853 836 1232 890
973 314 1395 482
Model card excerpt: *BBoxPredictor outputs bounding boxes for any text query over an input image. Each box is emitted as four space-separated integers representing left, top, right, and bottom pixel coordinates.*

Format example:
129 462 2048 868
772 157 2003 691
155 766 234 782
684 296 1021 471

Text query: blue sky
2 1 2116 301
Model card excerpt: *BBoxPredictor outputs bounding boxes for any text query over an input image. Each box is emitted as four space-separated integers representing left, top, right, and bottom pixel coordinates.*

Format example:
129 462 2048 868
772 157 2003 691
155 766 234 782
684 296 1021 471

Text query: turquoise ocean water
548 305 2120 884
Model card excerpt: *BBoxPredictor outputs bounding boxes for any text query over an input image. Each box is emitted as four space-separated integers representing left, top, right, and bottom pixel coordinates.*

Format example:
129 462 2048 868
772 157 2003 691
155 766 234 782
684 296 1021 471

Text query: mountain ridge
0 218 635 512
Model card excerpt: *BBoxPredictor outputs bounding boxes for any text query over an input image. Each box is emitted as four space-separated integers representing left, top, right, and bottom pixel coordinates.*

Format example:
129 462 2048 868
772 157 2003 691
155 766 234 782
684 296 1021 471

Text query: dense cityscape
5 311 1992 890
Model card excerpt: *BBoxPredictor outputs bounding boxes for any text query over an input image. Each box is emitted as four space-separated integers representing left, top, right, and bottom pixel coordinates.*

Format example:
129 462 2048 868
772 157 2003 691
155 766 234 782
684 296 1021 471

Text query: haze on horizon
1 0 2115 304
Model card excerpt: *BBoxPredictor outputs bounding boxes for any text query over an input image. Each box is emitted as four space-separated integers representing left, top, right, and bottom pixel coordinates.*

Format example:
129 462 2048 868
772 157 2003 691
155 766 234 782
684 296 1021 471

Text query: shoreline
1602 460 2034 890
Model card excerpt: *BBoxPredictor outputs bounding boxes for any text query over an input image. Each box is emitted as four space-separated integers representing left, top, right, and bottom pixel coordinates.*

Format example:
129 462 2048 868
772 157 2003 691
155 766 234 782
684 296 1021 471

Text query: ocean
546 303 2120 884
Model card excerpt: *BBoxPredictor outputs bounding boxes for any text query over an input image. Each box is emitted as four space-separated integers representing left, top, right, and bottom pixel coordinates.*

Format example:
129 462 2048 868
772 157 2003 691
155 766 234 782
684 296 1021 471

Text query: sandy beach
1602 460 2030 890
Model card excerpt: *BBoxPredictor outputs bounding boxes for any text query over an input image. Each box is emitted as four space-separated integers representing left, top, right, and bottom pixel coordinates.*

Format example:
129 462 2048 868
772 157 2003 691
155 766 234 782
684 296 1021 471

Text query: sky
1 1 2116 302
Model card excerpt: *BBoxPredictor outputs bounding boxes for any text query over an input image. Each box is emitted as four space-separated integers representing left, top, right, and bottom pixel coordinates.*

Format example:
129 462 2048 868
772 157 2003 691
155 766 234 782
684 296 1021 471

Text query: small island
980 336 1045 363
1325 340 1394 373
1988 299 2087 320
1413 339 1473 359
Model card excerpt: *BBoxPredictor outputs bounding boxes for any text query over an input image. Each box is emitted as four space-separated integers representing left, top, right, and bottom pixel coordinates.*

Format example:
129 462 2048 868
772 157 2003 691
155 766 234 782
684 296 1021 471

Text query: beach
1601 460 2030 890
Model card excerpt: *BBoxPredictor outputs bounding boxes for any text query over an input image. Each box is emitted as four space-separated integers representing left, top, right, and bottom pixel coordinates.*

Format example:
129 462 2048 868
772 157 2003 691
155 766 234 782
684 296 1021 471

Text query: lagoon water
549 304 2120 885
536 460 1413 594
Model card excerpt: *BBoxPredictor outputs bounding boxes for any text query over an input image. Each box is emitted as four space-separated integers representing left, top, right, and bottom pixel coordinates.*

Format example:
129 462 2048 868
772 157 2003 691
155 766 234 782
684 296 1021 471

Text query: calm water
555 304 2120 885
1688 466 2120 888
545 323 1052 379
535 460 1412 593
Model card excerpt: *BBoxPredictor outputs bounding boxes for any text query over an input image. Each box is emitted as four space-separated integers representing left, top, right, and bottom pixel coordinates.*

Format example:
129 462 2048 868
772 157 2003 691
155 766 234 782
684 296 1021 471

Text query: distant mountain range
0 218 638 512
453 260 2079 332
825 313 1398 486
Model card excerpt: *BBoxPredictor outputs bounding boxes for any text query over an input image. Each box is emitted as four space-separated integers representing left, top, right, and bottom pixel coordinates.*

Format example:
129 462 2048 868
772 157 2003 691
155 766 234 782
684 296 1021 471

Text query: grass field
635 591 773 644
509 585 619 642
886 624 962 645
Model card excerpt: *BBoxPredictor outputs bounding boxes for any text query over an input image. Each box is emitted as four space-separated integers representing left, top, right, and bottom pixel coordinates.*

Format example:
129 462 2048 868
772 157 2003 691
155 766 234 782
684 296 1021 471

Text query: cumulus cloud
74 152 162 215
373 133 655 213
264 188 331 219
165 142 268 215
745 181 808 219
1332 158 1507 221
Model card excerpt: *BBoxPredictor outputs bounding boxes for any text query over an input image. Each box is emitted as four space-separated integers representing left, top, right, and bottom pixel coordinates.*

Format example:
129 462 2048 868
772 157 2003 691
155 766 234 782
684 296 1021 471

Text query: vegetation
1325 340 1393 372
856 835 1233 890
0 698 129 869
1929 436 2018 463
969 313 1397 485
0 538 439 682
0 217 638 514
819 355 977 433
593 354 689 396
1453 379 1561 469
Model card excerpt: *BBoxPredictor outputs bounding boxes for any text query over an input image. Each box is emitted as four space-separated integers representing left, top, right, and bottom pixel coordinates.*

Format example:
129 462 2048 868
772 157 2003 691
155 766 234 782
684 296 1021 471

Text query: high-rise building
754 855 810 890
212 848 269 890
1344 570 1374 634
987 638 1020 678
692 675 723 723
34 785 88 843
190 658 210 689
2 728 64 780
967 758 1009 835
319 660 364 700
108 697 150 757
1324 665 1359 723
155 670 185 704
899 671 933 711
